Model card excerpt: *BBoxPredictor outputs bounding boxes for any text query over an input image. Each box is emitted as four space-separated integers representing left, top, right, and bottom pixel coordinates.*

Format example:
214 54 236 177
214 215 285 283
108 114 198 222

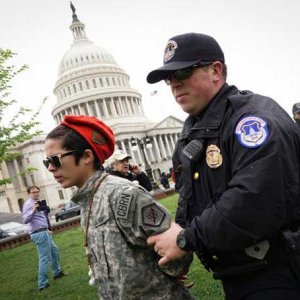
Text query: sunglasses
165 61 213 85
43 150 77 169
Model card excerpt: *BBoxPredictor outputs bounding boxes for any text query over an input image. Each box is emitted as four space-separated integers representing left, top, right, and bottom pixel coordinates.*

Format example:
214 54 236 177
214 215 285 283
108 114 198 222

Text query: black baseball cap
292 102 300 114
147 32 225 84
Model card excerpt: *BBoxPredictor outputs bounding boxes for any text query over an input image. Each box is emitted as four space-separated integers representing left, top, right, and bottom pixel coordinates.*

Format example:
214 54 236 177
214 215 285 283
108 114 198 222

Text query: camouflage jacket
72 170 194 300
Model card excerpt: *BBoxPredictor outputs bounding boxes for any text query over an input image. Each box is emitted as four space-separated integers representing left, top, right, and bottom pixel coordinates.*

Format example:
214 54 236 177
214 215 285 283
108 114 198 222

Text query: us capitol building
0 4 183 213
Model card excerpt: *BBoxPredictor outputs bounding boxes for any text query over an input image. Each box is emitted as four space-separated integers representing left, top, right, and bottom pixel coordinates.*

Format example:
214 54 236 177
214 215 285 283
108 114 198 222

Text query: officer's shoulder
228 90 279 113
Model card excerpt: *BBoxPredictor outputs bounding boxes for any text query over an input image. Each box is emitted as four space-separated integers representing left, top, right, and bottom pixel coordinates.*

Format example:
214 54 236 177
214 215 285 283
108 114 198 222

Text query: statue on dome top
70 2 76 14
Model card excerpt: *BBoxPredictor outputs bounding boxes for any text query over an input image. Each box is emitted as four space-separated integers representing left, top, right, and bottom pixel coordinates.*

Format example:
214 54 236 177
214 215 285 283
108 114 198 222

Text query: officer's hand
147 222 186 265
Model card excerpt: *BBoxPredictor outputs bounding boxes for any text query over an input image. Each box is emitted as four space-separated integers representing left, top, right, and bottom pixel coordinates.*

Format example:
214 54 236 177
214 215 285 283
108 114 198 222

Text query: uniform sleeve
186 111 300 253
110 184 193 276
110 185 171 246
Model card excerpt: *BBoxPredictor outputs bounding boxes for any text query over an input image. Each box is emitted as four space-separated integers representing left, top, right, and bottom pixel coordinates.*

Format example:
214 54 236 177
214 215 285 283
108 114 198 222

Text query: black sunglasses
165 61 214 85
43 150 77 169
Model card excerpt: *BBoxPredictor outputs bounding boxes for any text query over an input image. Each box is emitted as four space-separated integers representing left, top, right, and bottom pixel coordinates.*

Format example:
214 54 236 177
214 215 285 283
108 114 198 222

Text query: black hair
46 125 102 170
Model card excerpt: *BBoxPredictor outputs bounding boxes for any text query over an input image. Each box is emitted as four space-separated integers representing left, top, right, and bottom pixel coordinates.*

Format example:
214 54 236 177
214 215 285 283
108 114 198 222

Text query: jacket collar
180 84 238 138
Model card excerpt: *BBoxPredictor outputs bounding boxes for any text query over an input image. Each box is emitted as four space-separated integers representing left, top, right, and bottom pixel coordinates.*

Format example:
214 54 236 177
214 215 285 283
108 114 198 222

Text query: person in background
146 32 300 299
292 102 300 127
107 151 153 191
160 172 170 189
43 115 194 300
22 185 65 291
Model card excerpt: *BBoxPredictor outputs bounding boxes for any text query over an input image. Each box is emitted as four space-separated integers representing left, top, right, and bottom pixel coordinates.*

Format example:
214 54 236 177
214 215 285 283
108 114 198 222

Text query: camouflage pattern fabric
72 170 194 300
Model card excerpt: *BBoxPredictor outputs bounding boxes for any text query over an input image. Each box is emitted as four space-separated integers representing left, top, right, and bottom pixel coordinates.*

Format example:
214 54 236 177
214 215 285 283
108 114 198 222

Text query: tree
0 48 46 185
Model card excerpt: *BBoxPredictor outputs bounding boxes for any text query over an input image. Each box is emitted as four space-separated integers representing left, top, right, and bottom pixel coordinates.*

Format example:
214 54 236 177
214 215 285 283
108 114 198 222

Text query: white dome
58 39 117 76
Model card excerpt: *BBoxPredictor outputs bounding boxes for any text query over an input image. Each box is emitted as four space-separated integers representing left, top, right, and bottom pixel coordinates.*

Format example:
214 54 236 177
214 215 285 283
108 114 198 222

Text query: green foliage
0 48 46 184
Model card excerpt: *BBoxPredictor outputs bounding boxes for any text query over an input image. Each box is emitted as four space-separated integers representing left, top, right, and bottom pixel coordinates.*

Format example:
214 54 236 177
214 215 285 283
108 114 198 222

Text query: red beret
61 115 115 164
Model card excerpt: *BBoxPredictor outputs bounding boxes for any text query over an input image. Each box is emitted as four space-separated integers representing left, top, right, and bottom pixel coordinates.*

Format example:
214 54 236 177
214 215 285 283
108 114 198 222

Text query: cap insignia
206 144 223 169
235 116 269 148
164 40 178 63
92 130 106 145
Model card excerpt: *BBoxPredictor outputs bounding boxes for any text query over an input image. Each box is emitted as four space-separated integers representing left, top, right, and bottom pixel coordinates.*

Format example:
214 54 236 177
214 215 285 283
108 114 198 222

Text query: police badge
206 144 223 169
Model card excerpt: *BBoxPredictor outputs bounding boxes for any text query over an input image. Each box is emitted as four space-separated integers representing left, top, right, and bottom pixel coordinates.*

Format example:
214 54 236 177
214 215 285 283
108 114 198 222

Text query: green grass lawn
0 194 224 300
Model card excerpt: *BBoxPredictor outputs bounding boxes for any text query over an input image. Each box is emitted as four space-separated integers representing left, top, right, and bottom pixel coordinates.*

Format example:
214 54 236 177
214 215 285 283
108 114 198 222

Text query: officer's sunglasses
165 61 214 85
43 150 77 169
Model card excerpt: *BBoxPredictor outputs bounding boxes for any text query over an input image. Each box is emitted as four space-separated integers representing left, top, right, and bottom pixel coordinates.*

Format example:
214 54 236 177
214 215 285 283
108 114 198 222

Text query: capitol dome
58 39 118 76
52 4 151 129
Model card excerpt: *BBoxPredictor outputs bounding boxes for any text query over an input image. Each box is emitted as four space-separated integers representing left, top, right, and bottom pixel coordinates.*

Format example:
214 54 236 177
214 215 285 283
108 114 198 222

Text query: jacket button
193 172 199 180
212 255 218 261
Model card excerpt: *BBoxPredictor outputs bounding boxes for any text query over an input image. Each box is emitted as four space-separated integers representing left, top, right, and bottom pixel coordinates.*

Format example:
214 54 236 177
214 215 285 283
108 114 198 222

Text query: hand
176 274 195 289
130 164 142 174
147 222 186 265
32 202 39 212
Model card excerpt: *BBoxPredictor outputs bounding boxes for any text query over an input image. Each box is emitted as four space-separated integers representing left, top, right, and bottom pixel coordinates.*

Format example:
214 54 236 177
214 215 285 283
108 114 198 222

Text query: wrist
176 229 193 252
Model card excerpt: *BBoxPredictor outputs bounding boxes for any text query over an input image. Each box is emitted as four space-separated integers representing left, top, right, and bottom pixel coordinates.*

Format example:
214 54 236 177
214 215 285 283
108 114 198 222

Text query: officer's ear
210 61 223 82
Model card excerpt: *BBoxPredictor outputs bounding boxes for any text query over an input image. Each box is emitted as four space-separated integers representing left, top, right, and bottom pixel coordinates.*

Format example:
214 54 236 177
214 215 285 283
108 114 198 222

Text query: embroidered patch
142 204 165 227
164 40 178 63
206 144 223 169
116 193 132 219
235 116 269 148
92 130 106 145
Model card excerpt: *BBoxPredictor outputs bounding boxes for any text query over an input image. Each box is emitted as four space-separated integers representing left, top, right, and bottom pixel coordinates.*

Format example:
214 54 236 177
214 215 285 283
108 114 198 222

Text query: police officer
292 102 300 127
147 33 300 299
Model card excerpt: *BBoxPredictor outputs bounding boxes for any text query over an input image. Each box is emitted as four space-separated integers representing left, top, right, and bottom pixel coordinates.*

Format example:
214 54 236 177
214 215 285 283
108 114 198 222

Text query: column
165 134 172 157
158 135 167 159
153 136 162 161
13 159 25 191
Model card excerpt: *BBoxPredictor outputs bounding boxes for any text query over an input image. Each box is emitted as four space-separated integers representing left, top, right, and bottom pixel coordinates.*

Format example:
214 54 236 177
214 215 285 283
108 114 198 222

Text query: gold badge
193 172 199 180
206 144 223 169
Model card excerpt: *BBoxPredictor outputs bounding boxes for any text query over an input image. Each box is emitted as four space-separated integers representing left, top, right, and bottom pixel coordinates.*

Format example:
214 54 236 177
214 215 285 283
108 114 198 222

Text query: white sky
1 0 300 132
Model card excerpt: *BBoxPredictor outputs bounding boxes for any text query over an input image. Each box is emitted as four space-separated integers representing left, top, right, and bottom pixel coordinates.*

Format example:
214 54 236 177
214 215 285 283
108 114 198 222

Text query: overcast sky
1 0 300 132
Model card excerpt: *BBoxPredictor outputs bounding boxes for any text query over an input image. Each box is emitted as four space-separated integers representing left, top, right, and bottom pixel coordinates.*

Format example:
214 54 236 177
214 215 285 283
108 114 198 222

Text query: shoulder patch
116 192 132 219
235 116 269 148
142 204 166 227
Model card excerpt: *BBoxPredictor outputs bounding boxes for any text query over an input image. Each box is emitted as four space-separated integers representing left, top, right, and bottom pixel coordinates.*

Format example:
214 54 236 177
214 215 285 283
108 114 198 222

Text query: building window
73 106 80 115
106 78 110 86
92 79 97 88
98 99 105 117
106 98 112 116
89 101 97 116
68 86 71 95
99 78 103 87
79 82 83 91
73 84 77 93
86 80 90 89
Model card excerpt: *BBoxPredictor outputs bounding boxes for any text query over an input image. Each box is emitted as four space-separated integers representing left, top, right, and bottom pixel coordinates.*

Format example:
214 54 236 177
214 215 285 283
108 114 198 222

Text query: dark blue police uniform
174 83 300 299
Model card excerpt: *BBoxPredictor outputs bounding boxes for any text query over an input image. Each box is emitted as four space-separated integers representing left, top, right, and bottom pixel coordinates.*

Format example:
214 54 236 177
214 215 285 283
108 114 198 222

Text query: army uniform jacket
72 171 194 300
174 84 300 278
